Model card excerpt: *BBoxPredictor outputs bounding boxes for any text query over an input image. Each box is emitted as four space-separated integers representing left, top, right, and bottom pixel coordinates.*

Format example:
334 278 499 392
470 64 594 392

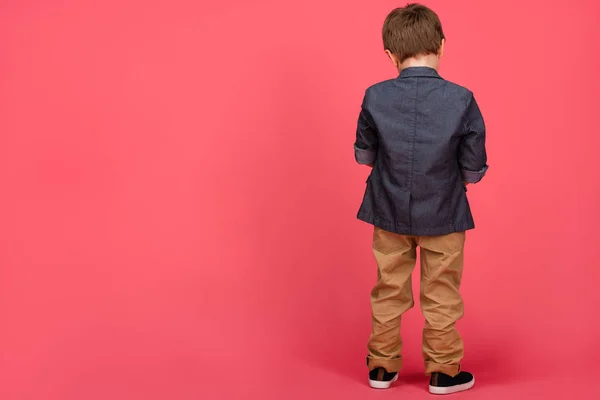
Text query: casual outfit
354 67 488 393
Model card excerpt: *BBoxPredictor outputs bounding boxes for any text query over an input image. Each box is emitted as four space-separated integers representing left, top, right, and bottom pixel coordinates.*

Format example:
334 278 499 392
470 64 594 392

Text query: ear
385 50 400 69
438 38 445 58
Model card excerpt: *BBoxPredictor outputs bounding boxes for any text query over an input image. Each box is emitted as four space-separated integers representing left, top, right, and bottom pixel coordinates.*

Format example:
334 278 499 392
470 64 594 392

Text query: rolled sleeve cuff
462 165 488 183
354 145 376 165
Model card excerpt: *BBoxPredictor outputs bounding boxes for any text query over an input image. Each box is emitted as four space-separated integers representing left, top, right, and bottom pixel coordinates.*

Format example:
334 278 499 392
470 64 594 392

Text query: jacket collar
398 67 442 79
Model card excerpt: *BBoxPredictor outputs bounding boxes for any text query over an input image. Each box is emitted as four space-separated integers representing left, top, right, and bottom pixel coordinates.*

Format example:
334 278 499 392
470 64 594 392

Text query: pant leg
417 232 466 377
367 227 417 373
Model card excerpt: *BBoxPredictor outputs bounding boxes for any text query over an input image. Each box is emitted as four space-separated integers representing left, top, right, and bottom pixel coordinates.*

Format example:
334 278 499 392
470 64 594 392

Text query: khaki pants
367 227 466 377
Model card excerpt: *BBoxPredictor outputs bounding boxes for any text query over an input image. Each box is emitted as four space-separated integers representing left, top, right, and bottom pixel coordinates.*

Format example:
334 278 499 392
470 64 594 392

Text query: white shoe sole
369 373 399 389
429 377 475 395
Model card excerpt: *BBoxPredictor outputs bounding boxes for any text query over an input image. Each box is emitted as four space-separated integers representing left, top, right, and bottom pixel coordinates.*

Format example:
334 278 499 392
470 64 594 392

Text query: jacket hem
357 211 474 236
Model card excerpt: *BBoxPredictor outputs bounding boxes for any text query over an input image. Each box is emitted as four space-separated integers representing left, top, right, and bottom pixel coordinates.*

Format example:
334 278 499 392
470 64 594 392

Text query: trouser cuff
366 355 403 373
425 362 460 377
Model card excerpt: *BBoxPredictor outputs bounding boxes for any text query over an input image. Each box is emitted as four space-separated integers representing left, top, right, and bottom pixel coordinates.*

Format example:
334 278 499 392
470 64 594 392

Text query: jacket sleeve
459 94 488 183
354 93 378 165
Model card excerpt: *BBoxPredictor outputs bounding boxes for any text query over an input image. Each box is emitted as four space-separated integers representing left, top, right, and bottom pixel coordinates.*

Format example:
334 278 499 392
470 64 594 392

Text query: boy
354 4 488 395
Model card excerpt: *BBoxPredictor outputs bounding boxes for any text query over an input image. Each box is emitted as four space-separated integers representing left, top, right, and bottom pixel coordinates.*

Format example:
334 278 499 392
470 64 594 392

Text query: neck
399 54 440 72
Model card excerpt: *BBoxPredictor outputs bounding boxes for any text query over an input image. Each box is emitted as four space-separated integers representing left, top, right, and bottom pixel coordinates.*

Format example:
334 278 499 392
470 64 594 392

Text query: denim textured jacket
354 67 488 236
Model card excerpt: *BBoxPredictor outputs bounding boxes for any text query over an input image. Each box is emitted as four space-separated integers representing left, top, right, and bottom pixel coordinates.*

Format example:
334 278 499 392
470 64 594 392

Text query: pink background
1 0 599 399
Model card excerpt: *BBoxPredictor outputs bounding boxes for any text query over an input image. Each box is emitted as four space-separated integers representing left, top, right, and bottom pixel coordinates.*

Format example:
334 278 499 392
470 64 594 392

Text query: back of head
383 3 445 62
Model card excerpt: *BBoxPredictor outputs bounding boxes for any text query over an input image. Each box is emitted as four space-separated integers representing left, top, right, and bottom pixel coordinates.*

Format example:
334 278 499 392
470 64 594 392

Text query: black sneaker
368 367 398 389
429 371 475 395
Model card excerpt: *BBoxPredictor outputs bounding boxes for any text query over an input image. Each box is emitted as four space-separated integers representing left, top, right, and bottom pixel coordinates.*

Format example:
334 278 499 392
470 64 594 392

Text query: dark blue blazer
355 67 488 236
